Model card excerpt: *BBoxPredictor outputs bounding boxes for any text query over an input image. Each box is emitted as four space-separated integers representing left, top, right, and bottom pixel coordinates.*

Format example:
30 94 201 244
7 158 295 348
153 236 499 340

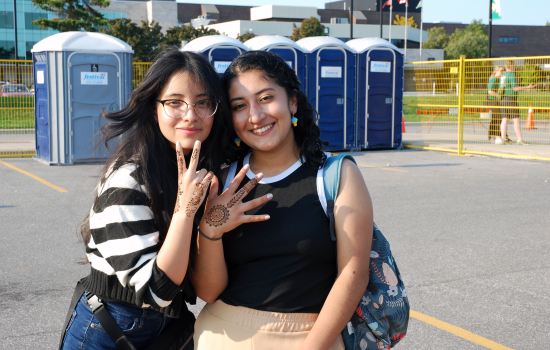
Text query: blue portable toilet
243 35 308 95
182 35 248 77
31 32 133 164
347 38 404 149
296 37 356 151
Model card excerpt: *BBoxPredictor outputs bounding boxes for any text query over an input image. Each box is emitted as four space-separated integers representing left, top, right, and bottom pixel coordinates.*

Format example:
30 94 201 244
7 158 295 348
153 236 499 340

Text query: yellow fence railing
0 59 35 157
404 55 550 161
0 61 154 158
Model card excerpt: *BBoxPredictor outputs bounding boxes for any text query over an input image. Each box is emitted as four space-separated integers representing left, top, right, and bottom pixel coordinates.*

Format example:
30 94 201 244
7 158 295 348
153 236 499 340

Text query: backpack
322 155 410 350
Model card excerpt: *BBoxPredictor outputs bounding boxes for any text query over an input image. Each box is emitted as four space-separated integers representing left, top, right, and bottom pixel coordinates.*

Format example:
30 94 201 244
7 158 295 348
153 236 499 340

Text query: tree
32 0 110 32
291 17 326 41
164 25 220 47
99 19 164 62
236 31 255 43
422 27 450 50
546 21 550 26
445 20 488 59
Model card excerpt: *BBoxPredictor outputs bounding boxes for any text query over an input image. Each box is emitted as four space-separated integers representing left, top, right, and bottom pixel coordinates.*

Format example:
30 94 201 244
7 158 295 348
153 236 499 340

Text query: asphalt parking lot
1 149 549 350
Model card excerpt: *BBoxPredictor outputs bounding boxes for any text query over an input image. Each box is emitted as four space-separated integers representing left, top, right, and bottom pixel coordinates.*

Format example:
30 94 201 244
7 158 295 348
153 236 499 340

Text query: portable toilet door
67 51 123 163
347 38 404 149
297 37 356 150
33 53 49 160
243 35 308 95
182 35 248 77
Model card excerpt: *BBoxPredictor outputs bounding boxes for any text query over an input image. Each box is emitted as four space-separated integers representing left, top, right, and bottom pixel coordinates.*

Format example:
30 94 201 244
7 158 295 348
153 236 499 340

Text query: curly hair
221 50 327 169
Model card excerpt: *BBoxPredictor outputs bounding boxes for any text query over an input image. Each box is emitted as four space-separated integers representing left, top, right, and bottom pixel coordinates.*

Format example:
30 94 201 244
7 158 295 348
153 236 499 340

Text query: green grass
0 109 34 129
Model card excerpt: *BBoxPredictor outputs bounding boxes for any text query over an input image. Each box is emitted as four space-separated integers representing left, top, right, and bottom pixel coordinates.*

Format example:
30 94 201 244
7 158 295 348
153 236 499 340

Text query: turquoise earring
291 114 298 127
234 137 241 146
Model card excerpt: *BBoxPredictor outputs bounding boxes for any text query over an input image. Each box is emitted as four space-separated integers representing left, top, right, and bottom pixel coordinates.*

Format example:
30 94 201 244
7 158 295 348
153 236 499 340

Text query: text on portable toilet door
81 72 108 85
370 61 391 73
321 66 342 78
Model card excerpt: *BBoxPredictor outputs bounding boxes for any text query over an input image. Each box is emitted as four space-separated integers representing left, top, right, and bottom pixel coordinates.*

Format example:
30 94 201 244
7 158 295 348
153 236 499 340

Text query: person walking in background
487 66 505 142
497 60 537 145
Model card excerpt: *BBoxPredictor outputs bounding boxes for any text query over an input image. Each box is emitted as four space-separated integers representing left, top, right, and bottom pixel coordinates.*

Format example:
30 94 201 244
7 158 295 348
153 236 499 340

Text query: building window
498 36 519 44
25 12 44 30
0 11 14 29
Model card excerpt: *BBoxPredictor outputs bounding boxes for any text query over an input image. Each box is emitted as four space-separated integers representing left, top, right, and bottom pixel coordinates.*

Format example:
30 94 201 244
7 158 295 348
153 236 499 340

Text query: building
423 22 550 57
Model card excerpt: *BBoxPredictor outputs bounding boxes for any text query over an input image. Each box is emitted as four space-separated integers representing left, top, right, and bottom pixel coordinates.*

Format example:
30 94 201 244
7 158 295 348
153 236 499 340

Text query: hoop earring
291 114 298 127
234 137 241 146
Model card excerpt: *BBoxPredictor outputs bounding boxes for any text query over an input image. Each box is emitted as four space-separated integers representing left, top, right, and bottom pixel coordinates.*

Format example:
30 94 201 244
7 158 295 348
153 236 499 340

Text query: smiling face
228 70 297 154
155 70 214 154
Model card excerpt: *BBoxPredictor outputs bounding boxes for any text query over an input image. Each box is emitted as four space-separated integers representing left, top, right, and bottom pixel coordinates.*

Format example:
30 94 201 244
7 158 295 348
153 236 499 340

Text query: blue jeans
61 293 173 350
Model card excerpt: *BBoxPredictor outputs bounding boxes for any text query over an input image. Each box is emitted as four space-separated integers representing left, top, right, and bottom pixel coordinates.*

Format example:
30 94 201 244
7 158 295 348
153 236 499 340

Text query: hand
173 140 213 218
528 84 537 89
199 164 272 239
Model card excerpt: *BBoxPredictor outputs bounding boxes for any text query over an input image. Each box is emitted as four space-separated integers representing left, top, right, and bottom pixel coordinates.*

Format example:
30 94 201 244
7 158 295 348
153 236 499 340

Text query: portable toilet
296 36 356 151
243 35 308 94
31 32 133 165
347 38 404 149
182 35 248 77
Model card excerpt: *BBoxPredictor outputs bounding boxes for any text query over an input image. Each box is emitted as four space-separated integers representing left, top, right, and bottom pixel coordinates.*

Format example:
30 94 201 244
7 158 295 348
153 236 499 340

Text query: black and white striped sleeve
87 164 181 309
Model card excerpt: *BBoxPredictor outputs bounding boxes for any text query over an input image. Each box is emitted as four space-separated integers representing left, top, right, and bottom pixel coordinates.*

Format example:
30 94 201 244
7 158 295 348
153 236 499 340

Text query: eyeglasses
156 98 218 119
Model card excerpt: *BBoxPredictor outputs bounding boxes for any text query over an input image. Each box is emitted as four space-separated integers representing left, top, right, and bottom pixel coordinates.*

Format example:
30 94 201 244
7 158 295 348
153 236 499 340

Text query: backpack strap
322 154 356 241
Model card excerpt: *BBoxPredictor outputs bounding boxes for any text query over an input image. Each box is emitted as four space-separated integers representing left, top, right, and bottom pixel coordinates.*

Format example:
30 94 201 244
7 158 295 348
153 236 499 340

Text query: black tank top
219 155 336 313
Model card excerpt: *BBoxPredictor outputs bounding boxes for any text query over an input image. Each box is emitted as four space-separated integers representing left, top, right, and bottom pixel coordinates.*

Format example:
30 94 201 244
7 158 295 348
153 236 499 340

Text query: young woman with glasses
60 48 270 350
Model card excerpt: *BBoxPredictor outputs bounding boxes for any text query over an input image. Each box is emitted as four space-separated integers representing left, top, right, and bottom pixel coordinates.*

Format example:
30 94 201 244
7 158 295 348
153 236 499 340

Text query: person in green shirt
487 66 505 141
497 60 537 145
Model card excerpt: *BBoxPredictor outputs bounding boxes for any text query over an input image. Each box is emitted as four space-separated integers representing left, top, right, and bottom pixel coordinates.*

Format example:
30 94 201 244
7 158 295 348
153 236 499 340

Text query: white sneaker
495 138 504 145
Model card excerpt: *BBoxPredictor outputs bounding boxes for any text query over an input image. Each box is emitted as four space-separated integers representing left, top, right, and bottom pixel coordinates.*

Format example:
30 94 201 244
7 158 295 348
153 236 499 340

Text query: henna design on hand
227 177 259 208
184 172 214 217
191 148 198 160
173 147 184 214
205 205 230 227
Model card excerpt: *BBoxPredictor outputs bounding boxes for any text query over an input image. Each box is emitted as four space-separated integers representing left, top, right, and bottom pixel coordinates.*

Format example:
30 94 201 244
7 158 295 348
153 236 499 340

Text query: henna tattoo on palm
185 172 213 217
227 178 259 208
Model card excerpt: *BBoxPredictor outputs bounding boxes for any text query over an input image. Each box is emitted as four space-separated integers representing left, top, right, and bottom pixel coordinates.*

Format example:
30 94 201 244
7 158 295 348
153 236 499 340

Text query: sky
176 0 550 26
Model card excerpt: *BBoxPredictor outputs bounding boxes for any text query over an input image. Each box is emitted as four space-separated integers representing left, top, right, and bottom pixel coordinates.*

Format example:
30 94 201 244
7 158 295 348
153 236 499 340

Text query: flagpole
389 4 392 42
404 0 408 57
487 0 493 58
419 1 423 59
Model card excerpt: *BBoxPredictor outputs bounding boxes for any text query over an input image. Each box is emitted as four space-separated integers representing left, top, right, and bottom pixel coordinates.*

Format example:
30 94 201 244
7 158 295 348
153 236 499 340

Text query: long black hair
80 48 229 249
220 50 327 169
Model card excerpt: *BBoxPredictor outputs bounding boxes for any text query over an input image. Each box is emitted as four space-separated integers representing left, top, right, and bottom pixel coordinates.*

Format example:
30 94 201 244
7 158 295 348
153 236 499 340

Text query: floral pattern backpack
322 155 410 350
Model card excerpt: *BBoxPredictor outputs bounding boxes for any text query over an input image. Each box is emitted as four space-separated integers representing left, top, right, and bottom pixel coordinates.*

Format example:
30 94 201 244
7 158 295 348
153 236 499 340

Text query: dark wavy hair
80 48 229 259
220 50 327 169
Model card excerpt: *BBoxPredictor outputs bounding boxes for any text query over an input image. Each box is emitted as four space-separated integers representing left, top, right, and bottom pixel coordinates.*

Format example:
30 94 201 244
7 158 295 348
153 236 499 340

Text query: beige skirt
194 300 345 350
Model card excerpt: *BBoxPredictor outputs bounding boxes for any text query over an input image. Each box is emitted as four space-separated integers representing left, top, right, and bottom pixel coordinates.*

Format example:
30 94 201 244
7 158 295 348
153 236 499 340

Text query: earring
234 137 241 146
291 114 298 127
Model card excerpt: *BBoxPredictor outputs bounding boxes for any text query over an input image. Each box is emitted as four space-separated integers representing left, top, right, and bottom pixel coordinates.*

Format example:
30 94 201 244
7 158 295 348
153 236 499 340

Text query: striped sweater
81 163 192 318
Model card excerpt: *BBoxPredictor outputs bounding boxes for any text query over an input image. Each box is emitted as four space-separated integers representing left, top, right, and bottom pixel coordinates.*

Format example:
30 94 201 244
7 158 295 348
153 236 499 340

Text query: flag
398 0 407 4
416 0 422 9
492 0 501 20
382 0 392 9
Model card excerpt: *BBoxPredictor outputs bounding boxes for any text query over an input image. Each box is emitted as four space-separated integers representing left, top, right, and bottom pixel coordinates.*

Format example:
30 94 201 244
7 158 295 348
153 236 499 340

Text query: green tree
236 31 255 43
99 19 164 62
164 25 220 47
422 27 450 50
546 21 550 26
445 20 488 59
291 17 326 41
32 0 110 32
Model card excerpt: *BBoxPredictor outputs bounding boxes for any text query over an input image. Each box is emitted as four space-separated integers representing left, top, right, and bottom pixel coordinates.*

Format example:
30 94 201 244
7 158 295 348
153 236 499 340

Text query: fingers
207 175 219 200
243 214 270 223
240 193 272 212
225 163 250 195
188 140 201 173
183 171 212 218
176 141 187 177
226 173 263 209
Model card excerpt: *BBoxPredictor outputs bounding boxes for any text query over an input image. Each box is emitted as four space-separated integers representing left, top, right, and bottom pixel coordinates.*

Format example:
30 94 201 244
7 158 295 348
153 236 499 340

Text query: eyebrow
230 88 276 103
163 92 208 99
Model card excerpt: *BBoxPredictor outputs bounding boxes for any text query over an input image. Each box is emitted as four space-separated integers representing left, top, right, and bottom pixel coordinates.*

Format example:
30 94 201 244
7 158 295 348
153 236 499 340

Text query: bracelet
197 227 222 241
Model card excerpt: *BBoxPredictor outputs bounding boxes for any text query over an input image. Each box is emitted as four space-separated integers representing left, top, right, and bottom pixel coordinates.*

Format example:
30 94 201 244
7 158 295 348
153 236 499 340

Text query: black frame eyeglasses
156 98 218 119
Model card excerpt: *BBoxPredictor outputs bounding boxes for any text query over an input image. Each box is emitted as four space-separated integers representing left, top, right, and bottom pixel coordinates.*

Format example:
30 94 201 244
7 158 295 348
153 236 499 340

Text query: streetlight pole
379 1 383 39
488 0 492 58
350 0 353 40
13 0 18 59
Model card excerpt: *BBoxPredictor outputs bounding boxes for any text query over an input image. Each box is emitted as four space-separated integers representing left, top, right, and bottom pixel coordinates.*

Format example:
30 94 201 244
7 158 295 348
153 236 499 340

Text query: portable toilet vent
347 38 404 149
31 32 133 165
182 35 248 77
244 35 309 95
296 36 356 151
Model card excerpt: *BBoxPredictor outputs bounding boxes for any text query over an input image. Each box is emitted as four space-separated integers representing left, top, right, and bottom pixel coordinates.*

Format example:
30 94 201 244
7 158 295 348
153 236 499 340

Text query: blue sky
177 0 550 26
